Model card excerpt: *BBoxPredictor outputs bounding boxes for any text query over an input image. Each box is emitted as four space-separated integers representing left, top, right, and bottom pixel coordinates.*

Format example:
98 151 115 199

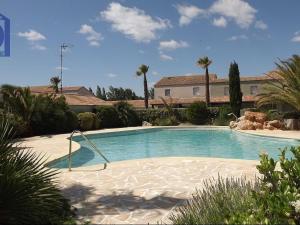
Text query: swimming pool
49 128 300 168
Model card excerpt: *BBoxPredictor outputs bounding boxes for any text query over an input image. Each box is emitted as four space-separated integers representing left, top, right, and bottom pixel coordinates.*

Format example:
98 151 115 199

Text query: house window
193 87 200 96
250 86 258 95
165 89 171 97
224 87 229 96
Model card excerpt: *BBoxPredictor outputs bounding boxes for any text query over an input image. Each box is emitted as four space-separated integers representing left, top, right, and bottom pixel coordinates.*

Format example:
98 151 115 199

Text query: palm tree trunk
205 67 210 106
143 73 149 109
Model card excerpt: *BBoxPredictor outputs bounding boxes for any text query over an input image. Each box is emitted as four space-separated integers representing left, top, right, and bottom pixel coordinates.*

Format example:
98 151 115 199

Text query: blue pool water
49 128 300 168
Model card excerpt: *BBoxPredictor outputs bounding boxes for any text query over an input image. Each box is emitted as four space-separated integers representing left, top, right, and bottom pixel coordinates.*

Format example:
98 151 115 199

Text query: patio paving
58 157 258 224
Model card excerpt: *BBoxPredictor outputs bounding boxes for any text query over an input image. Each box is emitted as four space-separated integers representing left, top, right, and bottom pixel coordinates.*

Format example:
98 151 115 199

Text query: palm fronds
0 119 74 225
257 55 300 111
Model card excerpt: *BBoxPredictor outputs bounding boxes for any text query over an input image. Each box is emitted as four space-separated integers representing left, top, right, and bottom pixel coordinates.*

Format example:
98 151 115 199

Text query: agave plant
257 55 300 111
0 119 74 225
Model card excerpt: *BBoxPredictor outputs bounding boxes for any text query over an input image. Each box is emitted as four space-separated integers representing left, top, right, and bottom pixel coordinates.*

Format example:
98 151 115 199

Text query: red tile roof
154 74 217 87
58 94 107 106
30 86 84 94
155 74 277 87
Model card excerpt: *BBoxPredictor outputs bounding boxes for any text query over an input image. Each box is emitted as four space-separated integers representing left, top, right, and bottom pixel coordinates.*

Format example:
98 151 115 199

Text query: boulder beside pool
229 111 285 130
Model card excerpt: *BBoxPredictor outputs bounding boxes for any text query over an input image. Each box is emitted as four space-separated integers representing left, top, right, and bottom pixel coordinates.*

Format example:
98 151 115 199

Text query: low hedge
186 102 210 125
77 112 99 131
95 105 121 128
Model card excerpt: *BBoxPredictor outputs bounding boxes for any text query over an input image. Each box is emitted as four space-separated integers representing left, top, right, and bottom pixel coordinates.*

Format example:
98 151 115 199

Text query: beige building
153 73 277 107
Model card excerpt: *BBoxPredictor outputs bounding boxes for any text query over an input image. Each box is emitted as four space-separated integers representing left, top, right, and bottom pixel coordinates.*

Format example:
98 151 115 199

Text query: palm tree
257 55 300 111
136 64 149 108
50 76 61 93
0 119 74 224
197 56 212 106
1 85 37 126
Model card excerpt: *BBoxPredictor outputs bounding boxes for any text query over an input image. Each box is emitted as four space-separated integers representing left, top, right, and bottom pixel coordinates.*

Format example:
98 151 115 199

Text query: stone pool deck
21 126 300 224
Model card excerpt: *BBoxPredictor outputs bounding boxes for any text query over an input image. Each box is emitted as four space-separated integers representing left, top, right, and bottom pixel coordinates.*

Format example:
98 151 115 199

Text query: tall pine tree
229 61 243 117
102 87 107 100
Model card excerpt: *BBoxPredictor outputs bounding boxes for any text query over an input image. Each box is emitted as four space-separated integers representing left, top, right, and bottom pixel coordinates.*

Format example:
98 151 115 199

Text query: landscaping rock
244 111 267 123
142 121 152 127
236 119 255 130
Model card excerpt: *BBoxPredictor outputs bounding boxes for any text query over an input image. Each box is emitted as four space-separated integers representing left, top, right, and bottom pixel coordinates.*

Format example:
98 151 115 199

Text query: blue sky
1 0 300 95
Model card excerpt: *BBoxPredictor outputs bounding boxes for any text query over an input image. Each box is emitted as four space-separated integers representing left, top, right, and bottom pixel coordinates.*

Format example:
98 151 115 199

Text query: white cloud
18 29 47 50
292 32 300 42
152 71 159 76
255 20 268 30
228 34 248 41
175 4 205 26
160 53 173 61
78 24 103 47
18 29 46 41
107 73 118 78
159 40 189 51
55 66 69 71
149 81 156 87
210 0 257 28
212 16 227 27
101 2 171 43
31 43 47 50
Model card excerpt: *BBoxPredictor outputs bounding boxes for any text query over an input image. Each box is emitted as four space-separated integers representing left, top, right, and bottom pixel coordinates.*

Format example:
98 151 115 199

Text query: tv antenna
60 43 73 93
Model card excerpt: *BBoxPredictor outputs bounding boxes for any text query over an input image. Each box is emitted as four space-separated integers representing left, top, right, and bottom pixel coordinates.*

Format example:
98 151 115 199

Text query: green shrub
114 101 140 127
30 95 78 135
78 112 99 131
170 176 259 224
186 102 210 125
283 111 300 119
95 105 121 128
229 147 300 224
153 116 179 126
0 112 29 137
213 105 232 126
0 119 75 225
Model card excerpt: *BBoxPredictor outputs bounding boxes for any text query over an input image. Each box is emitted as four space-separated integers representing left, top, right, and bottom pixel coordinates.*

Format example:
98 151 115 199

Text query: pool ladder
68 130 110 171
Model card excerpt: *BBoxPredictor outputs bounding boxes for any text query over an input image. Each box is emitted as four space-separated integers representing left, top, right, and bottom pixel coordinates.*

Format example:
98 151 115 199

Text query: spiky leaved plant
0 119 74 225
257 55 300 111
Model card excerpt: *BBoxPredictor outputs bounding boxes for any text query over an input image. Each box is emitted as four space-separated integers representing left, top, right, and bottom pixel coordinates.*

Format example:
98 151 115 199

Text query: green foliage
50 76 61 93
229 61 243 117
197 56 212 105
170 176 259 225
213 105 232 126
186 102 210 125
95 105 121 128
0 120 75 225
257 55 300 111
283 111 300 119
136 64 150 108
153 116 179 126
96 85 107 100
0 86 78 136
105 86 143 101
230 147 300 224
31 95 78 135
114 101 140 127
78 112 99 131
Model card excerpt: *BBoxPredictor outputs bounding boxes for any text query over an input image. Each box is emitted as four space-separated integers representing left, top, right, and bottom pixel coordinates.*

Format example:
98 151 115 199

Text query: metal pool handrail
68 130 110 171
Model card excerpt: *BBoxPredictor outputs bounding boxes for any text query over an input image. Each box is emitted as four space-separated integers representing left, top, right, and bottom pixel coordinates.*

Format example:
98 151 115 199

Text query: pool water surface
49 128 299 168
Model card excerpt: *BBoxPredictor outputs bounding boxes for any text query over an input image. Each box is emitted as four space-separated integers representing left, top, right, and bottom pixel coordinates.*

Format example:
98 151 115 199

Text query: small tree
197 57 212 106
136 64 149 108
50 76 61 94
229 62 243 117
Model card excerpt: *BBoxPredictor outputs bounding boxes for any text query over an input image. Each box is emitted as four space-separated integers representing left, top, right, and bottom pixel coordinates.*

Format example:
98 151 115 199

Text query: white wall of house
154 85 209 98
154 81 268 99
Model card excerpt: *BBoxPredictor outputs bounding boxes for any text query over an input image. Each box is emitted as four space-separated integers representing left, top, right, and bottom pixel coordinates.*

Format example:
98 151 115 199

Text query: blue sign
0 13 10 57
